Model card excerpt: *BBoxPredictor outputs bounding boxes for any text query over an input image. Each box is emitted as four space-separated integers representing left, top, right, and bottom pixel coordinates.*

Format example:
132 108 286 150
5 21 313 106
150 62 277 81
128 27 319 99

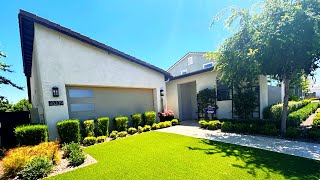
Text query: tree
209 0 320 135
0 50 23 90
0 96 12 112
11 98 32 112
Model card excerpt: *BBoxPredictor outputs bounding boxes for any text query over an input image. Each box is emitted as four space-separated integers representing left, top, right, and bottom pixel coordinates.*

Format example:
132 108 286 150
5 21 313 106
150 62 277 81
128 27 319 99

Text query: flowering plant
158 110 174 122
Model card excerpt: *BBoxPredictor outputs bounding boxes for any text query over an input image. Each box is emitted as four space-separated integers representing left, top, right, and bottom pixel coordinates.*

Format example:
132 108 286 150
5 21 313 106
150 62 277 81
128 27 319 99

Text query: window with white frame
187 57 193 65
203 62 213 69
181 69 188 75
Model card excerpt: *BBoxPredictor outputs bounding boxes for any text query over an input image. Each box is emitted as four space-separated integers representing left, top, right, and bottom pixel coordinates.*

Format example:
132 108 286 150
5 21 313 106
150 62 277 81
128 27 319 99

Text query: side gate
0 111 30 148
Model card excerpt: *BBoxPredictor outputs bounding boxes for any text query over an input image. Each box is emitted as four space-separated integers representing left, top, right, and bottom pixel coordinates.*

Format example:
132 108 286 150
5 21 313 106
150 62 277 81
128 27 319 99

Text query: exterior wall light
160 89 164 96
52 87 59 97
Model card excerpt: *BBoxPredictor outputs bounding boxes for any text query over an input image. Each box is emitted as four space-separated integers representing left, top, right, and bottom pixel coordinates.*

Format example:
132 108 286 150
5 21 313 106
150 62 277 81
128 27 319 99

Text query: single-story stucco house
18 10 282 140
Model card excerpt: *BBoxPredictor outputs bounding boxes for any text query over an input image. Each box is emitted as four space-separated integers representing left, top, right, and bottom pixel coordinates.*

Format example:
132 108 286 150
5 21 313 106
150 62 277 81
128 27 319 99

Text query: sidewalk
157 124 320 160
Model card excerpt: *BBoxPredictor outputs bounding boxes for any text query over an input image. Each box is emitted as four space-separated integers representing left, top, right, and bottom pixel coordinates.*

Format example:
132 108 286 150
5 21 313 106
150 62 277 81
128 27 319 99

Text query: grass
49 131 320 180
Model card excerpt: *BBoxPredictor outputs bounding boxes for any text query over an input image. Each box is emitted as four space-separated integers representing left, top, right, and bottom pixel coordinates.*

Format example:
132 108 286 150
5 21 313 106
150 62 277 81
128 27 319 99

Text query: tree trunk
281 78 290 136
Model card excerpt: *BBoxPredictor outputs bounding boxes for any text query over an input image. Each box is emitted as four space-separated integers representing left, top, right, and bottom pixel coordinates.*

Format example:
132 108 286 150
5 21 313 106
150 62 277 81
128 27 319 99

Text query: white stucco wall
166 70 233 120
32 23 166 140
167 73 269 120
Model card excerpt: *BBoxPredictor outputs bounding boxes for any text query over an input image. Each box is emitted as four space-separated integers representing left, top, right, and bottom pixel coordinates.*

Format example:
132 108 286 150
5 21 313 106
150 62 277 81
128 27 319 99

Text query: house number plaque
49 101 64 106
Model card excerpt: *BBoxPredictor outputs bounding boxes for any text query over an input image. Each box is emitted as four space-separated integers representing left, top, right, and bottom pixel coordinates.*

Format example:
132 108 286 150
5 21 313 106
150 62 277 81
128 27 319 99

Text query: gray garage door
66 87 154 124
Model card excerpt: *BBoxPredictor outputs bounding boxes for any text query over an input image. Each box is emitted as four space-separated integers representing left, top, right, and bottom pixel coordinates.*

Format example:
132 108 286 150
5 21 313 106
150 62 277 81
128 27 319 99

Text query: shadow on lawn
187 139 320 179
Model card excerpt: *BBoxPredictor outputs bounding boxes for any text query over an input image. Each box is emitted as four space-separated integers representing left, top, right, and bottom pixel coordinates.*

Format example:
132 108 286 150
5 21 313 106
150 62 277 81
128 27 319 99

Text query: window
188 57 193 65
203 62 213 69
69 89 93 98
70 103 95 112
217 82 232 101
181 69 188 75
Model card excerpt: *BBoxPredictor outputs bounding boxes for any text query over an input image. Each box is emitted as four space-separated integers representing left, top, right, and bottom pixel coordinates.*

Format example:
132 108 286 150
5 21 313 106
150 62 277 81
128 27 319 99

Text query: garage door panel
66 87 154 125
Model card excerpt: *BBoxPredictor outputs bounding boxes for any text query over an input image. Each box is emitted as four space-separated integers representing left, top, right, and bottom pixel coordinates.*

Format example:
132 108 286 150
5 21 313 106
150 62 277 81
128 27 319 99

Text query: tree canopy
208 0 320 134
0 50 23 90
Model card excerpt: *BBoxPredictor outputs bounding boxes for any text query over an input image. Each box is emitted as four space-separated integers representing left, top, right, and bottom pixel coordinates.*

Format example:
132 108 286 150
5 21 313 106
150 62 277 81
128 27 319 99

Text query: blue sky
1 0 256 103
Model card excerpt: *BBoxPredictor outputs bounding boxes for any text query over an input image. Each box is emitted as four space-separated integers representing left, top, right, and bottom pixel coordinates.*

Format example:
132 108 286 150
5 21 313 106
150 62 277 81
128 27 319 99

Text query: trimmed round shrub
164 121 172 127
18 157 53 180
109 131 118 139
97 136 107 143
114 116 129 131
307 128 320 141
143 125 151 132
158 122 166 129
14 124 48 146
128 127 137 135
285 127 301 139
131 113 142 128
97 117 109 136
57 119 81 144
117 131 128 137
199 120 209 129
221 122 234 132
138 126 144 133
83 137 97 146
83 120 95 137
151 123 160 130
207 120 221 130
171 119 179 126
143 111 156 125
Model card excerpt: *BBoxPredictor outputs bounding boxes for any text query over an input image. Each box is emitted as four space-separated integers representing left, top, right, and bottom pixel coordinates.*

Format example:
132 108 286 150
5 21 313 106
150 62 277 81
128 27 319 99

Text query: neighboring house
168 52 214 76
19 10 170 140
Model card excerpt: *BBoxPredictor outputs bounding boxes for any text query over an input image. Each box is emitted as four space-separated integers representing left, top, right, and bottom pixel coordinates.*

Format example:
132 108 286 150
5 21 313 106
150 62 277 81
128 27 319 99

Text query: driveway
157 122 320 160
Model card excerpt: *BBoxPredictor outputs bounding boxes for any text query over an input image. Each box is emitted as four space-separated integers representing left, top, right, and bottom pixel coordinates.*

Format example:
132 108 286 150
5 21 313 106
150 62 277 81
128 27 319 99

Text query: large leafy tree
209 0 320 134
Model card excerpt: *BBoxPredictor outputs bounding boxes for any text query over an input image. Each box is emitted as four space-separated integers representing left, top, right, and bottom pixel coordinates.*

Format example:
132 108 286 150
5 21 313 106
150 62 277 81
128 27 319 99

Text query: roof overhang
18 10 172 79
168 67 214 81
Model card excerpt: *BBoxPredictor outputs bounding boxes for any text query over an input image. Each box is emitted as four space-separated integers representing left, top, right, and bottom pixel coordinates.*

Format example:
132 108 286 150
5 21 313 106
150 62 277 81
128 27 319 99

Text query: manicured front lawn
49 132 320 180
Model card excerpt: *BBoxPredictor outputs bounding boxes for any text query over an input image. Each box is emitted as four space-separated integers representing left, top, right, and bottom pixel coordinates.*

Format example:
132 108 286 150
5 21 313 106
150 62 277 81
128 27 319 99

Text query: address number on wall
49 101 64 106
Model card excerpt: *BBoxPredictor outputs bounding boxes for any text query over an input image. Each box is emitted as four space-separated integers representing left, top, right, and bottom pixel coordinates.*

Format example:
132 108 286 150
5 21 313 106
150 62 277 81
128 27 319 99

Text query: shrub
128 127 137 135
83 120 95 137
143 125 151 132
158 122 166 129
288 102 319 126
57 119 81 144
131 113 142 128
18 156 53 180
207 120 221 130
117 131 128 137
138 126 144 133
14 124 48 146
199 120 209 129
265 101 310 120
143 111 156 125
151 123 160 130
221 122 234 132
97 117 109 136
109 131 118 139
1 142 60 177
68 148 85 167
261 123 279 136
61 142 80 158
285 127 301 139
114 116 129 131
308 128 320 141
83 137 97 146
171 119 179 126
165 121 173 127
96 136 107 143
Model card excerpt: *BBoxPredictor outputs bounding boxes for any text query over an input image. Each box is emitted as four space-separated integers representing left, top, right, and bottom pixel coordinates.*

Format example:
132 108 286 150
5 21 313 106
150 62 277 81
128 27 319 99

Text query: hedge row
263 99 311 120
14 124 49 146
287 102 319 126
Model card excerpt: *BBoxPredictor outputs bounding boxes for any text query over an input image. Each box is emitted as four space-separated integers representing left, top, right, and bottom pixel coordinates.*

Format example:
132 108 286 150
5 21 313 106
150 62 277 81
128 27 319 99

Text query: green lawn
49 131 320 180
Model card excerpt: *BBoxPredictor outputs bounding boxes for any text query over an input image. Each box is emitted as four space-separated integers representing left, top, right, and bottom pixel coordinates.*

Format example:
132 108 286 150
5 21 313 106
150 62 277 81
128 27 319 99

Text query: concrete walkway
157 124 320 160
